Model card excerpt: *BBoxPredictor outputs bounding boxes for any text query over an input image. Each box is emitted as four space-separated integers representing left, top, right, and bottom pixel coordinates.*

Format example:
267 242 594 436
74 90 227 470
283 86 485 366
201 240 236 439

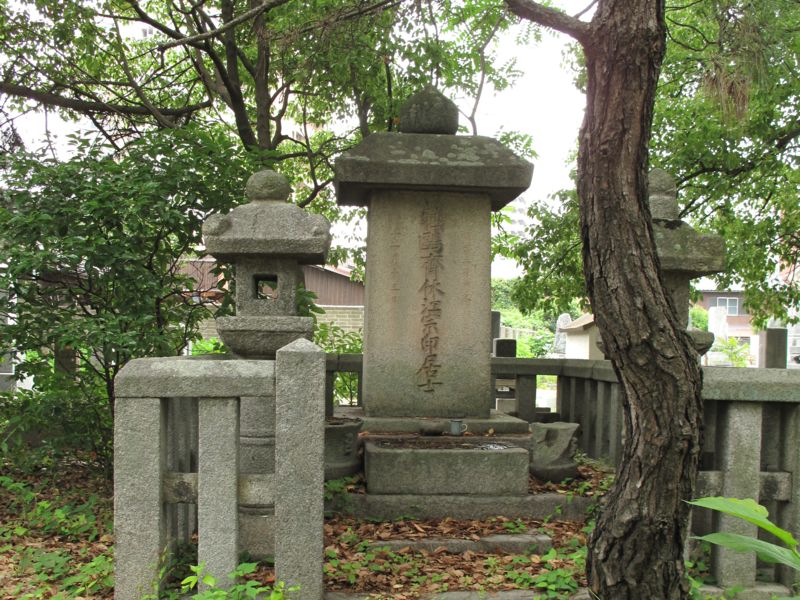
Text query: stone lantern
649 168 725 354
201 169 331 558
202 169 331 358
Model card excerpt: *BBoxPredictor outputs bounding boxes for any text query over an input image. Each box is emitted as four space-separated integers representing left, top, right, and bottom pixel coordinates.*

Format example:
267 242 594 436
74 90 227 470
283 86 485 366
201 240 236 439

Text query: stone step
330 491 592 521
367 530 552 555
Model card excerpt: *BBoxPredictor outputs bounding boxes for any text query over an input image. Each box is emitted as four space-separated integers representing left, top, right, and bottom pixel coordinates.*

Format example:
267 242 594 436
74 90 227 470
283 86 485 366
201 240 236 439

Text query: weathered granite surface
275 338 326 600
114 397 165 600
398 85 459 134
702 367 800 402
215 315 313 359
115 355 275 398
648 167 680 221
368 531 551 555
361 191 493 418
197 397 239 588
653 223 726 275
333 492 592 521
365 441 529 496
529 422 580 482
203 170 331 262
335 133 533 210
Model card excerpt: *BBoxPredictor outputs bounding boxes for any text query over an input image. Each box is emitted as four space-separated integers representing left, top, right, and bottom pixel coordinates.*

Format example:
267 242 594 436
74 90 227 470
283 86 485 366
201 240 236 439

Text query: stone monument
114 169 328 599
204 169 331 359
552 313 572 356
335 86 533 425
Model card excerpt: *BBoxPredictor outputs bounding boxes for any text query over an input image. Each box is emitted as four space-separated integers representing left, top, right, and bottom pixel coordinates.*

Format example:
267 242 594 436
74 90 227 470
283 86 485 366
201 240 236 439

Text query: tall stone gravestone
335 87 533 419
552 313 572 356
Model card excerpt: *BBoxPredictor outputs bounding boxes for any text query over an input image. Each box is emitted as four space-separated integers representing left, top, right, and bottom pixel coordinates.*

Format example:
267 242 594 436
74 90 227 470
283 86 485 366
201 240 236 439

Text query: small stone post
275 339 326 600
758 325 788 368
113 397 166 600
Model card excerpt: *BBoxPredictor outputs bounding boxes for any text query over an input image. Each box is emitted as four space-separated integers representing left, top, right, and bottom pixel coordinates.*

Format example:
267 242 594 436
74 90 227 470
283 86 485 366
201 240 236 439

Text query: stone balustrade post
276 339 326 600
712 401 762 588
759 327 788 369
607 383 623 465
778 404 800 589
515 374 537 423
114 397 166 600
197 397 240 589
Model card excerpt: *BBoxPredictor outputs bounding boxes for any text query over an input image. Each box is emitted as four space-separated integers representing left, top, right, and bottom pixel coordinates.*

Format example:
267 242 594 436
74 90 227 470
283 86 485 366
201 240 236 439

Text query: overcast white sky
472 24 586 205
475 12 588 277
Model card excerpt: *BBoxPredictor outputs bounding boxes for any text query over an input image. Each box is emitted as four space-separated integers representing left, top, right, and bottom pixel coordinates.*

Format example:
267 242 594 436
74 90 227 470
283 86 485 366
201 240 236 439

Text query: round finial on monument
398 85 459 134
245 169 292 202
647 168 680 221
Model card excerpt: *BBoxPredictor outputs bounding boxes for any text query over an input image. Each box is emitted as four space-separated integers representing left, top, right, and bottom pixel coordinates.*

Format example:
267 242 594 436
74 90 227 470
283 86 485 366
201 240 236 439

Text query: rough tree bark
506 1 703 598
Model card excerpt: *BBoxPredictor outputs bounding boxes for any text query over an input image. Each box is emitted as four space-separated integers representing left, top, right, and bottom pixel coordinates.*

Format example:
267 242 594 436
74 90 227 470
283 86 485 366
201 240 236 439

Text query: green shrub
191 338 228 356
689 305 709 331
711 337 750 367
156 562 297 600
314 323 362 405
1 354 111 469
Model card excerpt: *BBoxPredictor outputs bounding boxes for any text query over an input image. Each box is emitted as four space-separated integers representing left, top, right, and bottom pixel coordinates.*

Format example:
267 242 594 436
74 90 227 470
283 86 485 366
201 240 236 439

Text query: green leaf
688 497 797 548
693 532 800 570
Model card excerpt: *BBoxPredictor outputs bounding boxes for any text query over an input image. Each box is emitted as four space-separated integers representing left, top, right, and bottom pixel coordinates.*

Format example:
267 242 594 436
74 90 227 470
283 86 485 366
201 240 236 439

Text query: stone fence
114 339 325 600
551 359 800 594
326 353 800 594
498 324 537 341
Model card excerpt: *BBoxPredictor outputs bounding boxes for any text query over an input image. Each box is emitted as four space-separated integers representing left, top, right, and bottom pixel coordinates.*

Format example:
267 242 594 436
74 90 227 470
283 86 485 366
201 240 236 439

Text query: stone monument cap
648 168 680 221
653 222 726 276
246 169 292 202
398 86 459 134
203 171 331 263
334 135 533 211
335 87 532 211
648 169 725 277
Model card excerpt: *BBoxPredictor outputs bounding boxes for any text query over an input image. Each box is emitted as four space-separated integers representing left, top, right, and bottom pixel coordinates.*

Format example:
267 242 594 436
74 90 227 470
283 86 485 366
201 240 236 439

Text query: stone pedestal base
365 440 529 496
217 316 313 359
325 417 363 480
338 406 530 435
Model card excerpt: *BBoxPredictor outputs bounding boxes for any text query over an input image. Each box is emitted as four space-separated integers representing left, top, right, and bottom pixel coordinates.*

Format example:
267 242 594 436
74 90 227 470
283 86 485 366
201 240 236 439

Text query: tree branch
0 81 211 117
157 0 291 51
676 120 800 195
112 20 176 128
505 0 590 43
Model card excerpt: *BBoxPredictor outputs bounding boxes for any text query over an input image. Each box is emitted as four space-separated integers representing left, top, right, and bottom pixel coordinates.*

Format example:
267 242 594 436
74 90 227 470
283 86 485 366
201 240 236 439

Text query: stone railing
325 353 800 594
509 357 800 595
324 353 363 416
114 339 325 600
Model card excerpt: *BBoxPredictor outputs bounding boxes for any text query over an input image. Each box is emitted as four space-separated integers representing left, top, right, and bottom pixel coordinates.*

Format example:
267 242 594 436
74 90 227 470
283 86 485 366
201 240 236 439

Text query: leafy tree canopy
1 0 540 272
0 124 257 452
0 0 528 204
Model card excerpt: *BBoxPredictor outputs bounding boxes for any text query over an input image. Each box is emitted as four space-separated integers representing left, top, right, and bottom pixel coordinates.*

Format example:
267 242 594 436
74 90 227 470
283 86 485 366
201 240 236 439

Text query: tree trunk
577 2 703 598
505 0 704 597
